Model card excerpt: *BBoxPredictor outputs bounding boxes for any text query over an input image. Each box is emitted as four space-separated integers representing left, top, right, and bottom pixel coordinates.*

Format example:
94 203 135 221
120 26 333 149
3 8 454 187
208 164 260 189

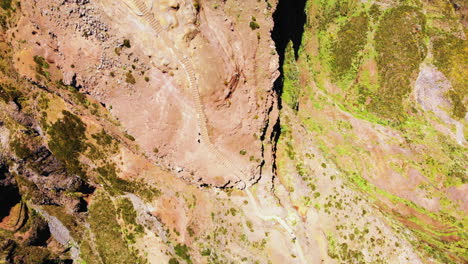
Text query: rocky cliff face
13 0 279 188
0 0 466 263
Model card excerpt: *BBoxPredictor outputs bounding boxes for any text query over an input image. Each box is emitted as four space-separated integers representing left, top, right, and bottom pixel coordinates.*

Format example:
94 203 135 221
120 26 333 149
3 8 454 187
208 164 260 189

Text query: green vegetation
0 0 12 10
0 83 25 104
174 243 192 263
115 39 132 56
37 92 50 110
78 239 96 264
88 191 144 264
282 41 300 110
169 258 180 264
331 12 369 80
447 90 466 119
117 198 145 243
10 139 31 160
370 6 427 120
432 33 467 119
193 0 200 12
276 1 468 262
249 16 260 30
123 39 131 48
33 55 50 79
124 132 136 141
92 129 113 146
201 248 211 256
327 235 364 262
42 204 84 240
96 162 161 201
48 110 87 175
55 81 88 106
125 71 136 84
33 55 49 69
117 198 141 228
12 246 52 264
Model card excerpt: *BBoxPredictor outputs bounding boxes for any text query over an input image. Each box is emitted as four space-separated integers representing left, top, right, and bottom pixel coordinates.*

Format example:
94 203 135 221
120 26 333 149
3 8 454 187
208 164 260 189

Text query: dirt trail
245 189 307 263
129 1 307 262
132 0 248 187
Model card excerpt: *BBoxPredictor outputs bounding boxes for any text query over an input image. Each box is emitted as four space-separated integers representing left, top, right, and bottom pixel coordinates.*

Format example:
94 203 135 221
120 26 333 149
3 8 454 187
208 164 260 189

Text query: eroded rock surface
0 0 466 263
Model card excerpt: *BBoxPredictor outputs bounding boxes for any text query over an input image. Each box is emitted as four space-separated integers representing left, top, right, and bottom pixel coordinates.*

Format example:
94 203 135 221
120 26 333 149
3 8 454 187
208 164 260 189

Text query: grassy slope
278 0 467 263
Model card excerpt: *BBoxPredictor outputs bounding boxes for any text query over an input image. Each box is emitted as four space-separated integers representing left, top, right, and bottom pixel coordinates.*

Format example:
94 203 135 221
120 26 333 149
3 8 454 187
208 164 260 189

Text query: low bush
48 111 87 175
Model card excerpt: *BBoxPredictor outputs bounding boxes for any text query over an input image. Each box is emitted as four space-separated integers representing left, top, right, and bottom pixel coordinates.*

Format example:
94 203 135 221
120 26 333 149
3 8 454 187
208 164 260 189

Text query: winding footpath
245 189 307 263
130 1 307 262
132 0 247 187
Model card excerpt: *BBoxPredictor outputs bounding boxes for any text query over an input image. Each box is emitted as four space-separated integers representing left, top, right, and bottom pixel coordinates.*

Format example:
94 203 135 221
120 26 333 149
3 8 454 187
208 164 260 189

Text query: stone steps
132 0 248 184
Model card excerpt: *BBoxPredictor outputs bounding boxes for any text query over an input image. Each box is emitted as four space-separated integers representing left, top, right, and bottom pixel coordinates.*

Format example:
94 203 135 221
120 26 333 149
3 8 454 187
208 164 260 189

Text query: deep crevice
271 0 308 102
0 164 22 222
269 0 308 184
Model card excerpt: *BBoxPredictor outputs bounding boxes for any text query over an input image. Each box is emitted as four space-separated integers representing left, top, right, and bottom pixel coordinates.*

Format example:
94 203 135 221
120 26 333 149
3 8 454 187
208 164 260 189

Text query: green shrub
117 198 144 234
96 163 161 201
92 129 113 146
201 248 211 256
331 13 369 80
48 111 87 175
124 132 135 141
0 84 24 104
187 226 195 237
282 41 300 110
169 258 180 264
125 71 136 84
433 34 467 119
370 6 427 119
0 0 12 10
14 246 51 264
249 17 260 30
447 90 466 119
33 56 49 69
123 39 131 48
88 192 144 264
10 139 31 160
33 56 50 78
174 244 191 263
193 1 200 12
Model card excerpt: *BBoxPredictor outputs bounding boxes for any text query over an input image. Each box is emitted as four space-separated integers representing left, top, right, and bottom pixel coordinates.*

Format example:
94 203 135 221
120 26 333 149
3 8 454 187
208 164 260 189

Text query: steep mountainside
0 0 466 263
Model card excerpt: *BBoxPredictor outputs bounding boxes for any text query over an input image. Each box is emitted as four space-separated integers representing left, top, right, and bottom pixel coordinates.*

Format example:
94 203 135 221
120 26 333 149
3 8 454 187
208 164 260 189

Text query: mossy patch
88 191 145 264
0 0 12 10
33 55 50 79
331 12 369 80
0 83 25 105
282 41 301 110
47 110 87 175
125 71 136 85
117 198 144 235
10 139 31 160
432 33 467 119
370 6 427 120
96 162 161 201
174 243 192 263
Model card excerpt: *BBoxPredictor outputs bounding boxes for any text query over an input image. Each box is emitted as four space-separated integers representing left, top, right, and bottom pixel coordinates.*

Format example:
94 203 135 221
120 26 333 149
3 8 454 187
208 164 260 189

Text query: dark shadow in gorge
269 0 308 179
271 0 308 103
